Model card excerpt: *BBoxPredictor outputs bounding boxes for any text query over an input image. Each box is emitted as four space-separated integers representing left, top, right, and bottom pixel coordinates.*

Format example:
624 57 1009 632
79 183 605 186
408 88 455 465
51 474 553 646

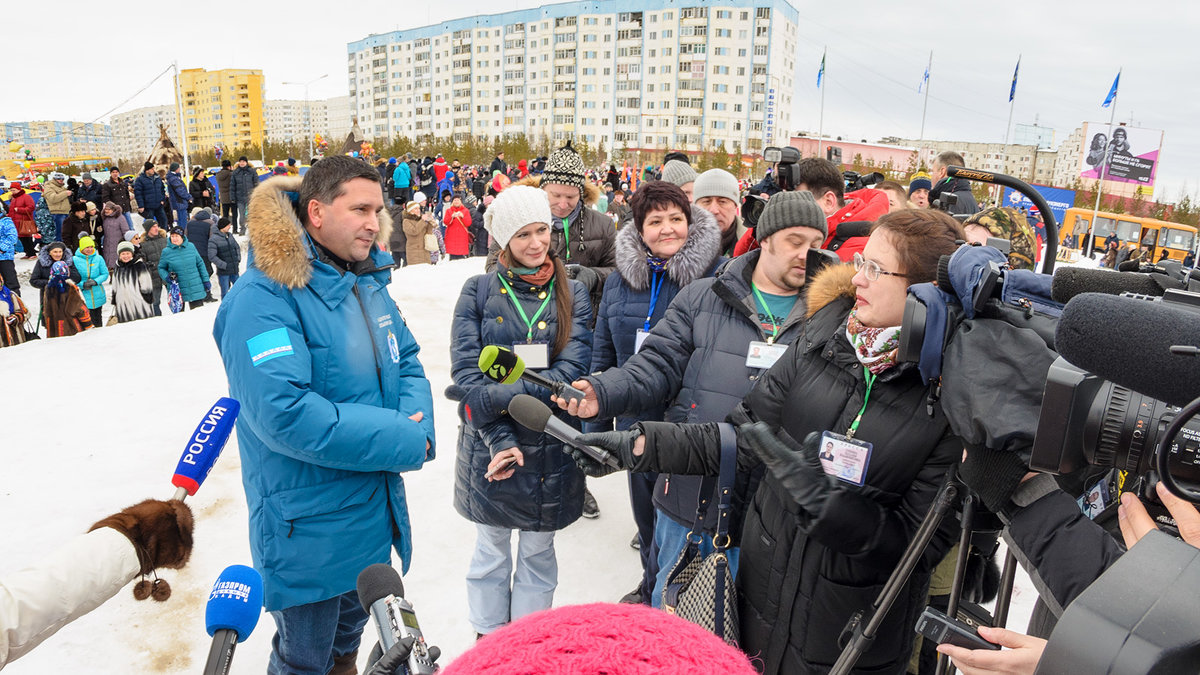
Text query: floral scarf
646 255 669 273
845 307 901 375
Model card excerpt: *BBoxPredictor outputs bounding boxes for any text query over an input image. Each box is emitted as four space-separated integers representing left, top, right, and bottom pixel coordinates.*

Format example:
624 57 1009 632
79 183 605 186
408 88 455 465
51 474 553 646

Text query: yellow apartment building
176 68 266 154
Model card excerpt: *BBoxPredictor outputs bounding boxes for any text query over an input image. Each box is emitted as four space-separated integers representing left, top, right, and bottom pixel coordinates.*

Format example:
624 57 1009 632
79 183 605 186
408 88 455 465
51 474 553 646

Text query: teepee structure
146 124 184 173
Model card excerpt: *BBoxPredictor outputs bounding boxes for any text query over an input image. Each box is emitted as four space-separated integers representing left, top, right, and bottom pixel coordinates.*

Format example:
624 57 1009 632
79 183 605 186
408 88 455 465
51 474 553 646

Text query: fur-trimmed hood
512 173 602 207
245 176 392 289
614 204 721 291
805 263 857 318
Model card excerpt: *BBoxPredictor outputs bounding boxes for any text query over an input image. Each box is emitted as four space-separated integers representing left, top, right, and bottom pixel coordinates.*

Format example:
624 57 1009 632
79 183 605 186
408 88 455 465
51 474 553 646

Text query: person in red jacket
432 154 450 184
442 195 473 260
734 158 890 261
7 187 38 258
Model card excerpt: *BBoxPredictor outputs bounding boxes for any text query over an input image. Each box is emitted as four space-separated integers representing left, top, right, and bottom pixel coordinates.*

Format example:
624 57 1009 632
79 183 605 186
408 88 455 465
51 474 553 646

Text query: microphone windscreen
172 398 241 496
1056 293 1200 407
205 565 263 640
356 563 405 611
1050 267 1163 304
478 346 524 385
507 393 553 433
1116 260 1142 272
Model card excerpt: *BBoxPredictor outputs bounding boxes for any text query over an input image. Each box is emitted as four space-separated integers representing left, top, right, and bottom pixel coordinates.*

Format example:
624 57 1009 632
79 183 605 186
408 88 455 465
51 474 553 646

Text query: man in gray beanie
659 159 697 200
693 169 742 256
752 190 828 288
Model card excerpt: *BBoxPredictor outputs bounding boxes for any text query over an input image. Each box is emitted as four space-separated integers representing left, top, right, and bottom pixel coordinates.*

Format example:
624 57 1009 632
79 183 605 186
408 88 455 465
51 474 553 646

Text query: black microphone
356 564 437 675
1056 293 1200 407
508 393 621 469
478 345 586 402
1050 267 1164 303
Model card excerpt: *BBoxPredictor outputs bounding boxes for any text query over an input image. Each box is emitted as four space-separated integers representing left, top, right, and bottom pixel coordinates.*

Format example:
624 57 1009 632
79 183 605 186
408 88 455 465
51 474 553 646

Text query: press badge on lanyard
513 341 550 369
745 341 787 369
634 271 667 355
498 272 554 370
818 368 878 486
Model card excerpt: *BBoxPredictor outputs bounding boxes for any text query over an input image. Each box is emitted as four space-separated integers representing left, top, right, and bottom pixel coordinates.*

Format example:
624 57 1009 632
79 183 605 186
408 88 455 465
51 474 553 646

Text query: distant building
2 120 113 163
789 136 917 176
175 68 266 155
111 105 178 163
325 95 355 146
1013 123 1055 151
884 138 1043 183
265 99 330 143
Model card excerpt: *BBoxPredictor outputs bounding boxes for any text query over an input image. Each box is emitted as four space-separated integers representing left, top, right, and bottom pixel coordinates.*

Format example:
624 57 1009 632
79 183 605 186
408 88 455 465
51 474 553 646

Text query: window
716 10 730 18
712 84 728 93
753 45 767 56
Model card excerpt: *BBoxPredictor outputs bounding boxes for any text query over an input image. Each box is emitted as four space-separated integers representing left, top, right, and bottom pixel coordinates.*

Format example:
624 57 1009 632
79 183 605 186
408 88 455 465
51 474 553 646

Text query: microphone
171 398 241 500
507 394 621 469
356 563 437 675
1050 267 1164 303
202 565 263 675
1056 293 1200 407
478 346 587 402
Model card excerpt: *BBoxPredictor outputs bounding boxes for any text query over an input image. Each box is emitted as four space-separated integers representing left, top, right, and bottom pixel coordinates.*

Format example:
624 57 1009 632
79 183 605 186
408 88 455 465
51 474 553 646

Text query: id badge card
818 431 873 486
746 341 787 369
634 329 651 354
513 341 550 369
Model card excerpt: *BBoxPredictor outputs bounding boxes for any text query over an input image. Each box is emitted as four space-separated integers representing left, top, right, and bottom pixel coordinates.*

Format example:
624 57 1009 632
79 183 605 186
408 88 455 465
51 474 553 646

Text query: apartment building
347 0 799 155
110 105 178 162
265 99 330 143
176 68 266 154
2 120 113 161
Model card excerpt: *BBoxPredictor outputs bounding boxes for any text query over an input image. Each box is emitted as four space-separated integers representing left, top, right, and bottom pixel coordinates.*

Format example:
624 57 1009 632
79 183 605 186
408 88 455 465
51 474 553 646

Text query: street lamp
281 74 329 161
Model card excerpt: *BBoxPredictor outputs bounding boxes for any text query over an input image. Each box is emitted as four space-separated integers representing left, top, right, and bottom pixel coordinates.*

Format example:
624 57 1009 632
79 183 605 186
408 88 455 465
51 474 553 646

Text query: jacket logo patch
247 327 294 367
387 330 400 363
377 314 393 329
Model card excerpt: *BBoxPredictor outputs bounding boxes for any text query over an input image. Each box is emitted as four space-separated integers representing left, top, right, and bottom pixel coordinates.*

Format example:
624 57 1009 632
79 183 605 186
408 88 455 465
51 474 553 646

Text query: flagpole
1087 67 1122 258
817 48 826 160
1000 55 1019 204
918 51 931 172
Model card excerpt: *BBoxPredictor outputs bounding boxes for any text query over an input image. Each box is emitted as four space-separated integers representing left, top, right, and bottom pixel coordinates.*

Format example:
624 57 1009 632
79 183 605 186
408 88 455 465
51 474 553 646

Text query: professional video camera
842 170 883 192
741 146 801 229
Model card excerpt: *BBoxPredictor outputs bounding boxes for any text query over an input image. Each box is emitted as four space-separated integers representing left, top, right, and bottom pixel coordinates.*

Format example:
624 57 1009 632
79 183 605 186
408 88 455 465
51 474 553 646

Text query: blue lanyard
643 271 665 332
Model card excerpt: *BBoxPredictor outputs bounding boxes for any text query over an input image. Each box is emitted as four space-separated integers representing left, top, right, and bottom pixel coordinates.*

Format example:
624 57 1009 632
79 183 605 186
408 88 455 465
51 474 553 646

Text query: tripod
830 464 1018 675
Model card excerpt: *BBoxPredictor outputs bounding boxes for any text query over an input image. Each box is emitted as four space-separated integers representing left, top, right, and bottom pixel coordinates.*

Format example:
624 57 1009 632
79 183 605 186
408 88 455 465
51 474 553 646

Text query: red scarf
499 251 555 286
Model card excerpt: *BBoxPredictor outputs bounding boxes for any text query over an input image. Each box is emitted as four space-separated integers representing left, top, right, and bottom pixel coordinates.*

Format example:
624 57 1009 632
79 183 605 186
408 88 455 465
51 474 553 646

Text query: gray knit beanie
693 169 740 204
660 159 697 188
755 190 828 241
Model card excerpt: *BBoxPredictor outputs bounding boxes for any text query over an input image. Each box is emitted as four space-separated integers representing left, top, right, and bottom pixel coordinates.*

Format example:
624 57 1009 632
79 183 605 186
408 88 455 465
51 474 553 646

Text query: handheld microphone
1050 267 1164 304
1056 293 1200 407
507 394 621 469
171 398 241 500
202 565 263 675
478 345 587 402
356 563 437 675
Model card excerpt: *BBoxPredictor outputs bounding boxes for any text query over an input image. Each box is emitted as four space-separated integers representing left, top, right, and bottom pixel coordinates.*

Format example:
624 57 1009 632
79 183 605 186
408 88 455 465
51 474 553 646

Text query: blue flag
1009 58 1020 102
817 51 826 88
919 66 930 93
1102 72 1120 108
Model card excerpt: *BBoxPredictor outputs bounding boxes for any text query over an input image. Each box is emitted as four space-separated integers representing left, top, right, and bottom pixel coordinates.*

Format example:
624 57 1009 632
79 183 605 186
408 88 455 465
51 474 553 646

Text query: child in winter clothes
206 217 241 299
73 236 109 328
0 279 30 347
42 261 93 337
111 241 154 323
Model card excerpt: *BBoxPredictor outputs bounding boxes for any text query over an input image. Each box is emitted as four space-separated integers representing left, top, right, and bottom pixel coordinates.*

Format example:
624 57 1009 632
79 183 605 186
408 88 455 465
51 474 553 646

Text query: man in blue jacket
133 162 167 230
166 162 192 230
213 155 435 675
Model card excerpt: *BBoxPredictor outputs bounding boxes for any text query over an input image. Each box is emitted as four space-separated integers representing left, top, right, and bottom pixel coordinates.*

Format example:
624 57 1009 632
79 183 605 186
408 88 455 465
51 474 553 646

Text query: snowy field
1 257 1036 673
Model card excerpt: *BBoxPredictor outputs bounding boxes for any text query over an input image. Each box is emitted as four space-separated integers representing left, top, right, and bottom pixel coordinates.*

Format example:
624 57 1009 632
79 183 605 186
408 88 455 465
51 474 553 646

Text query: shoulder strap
713 422 737 547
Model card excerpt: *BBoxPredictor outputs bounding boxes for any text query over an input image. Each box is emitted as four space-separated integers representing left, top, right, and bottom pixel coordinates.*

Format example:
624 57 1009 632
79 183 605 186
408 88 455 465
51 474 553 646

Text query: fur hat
660 159 698 188
117 241 136 255
77 235 97 250
693 169 740 204
485 185 551 250
541 142 586 191
86 201 97 212
405 201 422 214
755 190 828 241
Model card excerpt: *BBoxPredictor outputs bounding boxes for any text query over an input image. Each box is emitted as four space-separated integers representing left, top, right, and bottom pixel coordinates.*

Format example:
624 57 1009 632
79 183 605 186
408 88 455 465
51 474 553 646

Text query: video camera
842 170 883 193
741 146 801 230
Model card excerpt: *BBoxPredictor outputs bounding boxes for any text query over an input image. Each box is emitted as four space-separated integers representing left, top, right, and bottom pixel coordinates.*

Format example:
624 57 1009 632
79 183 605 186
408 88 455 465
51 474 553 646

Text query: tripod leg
992 551 1018 628
936 494 977 675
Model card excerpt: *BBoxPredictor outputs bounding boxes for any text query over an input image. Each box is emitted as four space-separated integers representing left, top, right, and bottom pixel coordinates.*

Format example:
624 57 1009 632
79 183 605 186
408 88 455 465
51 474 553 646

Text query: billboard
1002 184 1076 225
1078 123 1163 191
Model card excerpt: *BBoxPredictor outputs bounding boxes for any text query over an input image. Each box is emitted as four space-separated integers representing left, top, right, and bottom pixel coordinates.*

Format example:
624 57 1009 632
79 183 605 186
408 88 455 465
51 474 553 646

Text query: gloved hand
365 636 441 675
566 264 600 294
959 444 1033 514
573 429 641 477
203 281 212 292
82 279 96 289
89 499 195 575
739 423 837 518
459 383 523 428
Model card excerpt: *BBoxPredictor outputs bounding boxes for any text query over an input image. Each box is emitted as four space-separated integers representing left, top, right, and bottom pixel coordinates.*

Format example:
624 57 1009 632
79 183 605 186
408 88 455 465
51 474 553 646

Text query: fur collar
512 173 602 207
805 264 858 318
615 205 721 291
246 176 392 289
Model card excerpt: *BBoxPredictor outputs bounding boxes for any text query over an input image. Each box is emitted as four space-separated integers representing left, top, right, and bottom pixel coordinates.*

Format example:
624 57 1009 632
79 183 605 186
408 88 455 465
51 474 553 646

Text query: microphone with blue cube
203 564 263 675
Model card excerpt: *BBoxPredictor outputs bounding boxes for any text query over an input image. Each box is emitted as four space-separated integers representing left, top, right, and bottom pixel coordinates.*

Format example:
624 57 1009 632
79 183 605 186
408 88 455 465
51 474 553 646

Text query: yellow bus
1140 218 1197 263
1059 208 1197 262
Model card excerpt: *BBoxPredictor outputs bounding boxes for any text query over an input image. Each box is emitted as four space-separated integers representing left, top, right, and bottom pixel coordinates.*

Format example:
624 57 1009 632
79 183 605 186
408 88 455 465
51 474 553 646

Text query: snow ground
0 257 1034 673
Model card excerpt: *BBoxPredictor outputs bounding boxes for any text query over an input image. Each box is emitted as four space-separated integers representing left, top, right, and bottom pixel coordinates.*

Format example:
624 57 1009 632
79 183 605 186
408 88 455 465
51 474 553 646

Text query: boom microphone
202 565 263 675
356 564 437 675
508 394 621 469
1056 293 1200 407
1050 267 1164 304
171 398 241 500
478 345 586 402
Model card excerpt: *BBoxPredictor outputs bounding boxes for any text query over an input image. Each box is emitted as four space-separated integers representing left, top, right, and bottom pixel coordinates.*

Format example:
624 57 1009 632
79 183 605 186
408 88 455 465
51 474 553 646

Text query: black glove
566 264 600 294
82 279 97 289
739 423 837 518
573 429 640 477
459 383 522 428
958 444 1032 514
365 636 442 675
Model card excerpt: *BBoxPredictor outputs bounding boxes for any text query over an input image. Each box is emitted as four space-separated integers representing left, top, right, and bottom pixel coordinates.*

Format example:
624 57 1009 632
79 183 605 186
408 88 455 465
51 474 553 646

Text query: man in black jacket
929 150 980 216
489 151 507 178
228 156 259 235
215 160 236 231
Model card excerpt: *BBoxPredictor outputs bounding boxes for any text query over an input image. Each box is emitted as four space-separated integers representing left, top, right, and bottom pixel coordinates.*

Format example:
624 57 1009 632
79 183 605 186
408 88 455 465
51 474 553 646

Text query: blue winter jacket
450 263 592 532
0 217 17 261
167 171 192 210
392 162 412 190
133 172 165 211
73 249 110 309
213 176 435 611
158 239 209 302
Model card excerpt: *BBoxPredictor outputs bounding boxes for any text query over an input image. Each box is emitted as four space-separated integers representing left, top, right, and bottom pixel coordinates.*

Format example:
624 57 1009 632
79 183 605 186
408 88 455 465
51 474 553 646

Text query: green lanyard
497 273 555 342
846 368 877 439
750 283 783 343
562 217 572 261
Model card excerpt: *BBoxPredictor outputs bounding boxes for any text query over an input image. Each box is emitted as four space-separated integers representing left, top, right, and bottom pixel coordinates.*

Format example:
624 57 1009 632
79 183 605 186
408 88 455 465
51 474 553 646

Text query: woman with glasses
576 209 968 674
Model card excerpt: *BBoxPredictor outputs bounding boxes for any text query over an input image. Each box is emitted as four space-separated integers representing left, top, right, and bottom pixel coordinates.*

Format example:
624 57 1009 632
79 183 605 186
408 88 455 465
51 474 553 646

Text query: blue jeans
652 510 740 609
217 273 238 298
142 206 167 230
123 212 133 230
466 524 557 634
237 201 250 231
52 214 67 243
267 590 368 675
175 205 190 230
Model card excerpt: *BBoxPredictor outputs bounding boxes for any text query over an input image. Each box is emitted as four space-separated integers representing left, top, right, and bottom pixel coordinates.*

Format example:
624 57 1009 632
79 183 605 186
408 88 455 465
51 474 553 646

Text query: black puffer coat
29 243 81 289
450 261 593 532
101 178 132 213
634 266 960 675
207 225 241 275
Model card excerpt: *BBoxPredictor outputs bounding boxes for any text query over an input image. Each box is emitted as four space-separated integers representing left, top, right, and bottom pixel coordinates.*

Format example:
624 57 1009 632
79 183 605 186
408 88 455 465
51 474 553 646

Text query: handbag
424 231 439 253
662 423 740 645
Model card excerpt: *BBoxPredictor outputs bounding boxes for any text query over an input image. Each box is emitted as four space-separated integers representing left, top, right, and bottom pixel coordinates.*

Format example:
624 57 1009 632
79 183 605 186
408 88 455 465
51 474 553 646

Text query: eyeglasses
852 252 908 282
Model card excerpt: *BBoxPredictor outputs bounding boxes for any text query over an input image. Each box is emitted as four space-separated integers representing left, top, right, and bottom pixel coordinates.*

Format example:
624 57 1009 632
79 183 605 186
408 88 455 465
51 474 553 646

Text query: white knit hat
485 185 552 250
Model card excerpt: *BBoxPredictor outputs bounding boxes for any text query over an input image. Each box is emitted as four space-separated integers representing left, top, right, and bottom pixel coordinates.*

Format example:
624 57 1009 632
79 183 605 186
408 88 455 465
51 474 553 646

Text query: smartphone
914 606 1000 651
484 457 519 479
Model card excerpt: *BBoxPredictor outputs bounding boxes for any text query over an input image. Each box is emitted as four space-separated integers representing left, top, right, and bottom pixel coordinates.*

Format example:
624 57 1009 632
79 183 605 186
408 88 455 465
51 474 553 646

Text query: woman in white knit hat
448 184 594 638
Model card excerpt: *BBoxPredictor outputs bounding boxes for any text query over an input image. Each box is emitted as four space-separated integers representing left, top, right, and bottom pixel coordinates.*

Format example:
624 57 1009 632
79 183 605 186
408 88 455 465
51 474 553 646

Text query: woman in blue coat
157 227 210 310
72 235 109 327
449 185 593 637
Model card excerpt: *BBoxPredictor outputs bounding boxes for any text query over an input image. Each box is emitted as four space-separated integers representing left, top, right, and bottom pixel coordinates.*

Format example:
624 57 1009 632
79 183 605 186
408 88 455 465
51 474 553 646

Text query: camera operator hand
1118 482 1200 548
936 627 1047 675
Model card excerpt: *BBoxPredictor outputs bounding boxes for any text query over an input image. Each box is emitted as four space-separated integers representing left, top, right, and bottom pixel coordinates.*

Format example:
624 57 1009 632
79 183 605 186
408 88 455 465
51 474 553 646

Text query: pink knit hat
440 603 758 674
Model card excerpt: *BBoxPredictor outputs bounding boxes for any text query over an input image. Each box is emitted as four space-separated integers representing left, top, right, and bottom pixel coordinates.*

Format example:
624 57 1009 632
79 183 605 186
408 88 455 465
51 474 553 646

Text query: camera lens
1086 382 1200 483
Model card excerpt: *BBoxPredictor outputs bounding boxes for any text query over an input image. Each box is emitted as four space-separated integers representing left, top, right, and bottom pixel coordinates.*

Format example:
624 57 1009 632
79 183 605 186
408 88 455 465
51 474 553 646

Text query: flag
816 50 826 89
1009 57 1020 102
1102 71 1120 108
919 65 929 93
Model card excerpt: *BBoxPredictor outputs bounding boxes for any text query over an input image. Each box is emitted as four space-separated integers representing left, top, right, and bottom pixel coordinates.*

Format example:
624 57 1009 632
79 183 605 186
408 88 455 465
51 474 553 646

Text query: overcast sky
5 0 1198 201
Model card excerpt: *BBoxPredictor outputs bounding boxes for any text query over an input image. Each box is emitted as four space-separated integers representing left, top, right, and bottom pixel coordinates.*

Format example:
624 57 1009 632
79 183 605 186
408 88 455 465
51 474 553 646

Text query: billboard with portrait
1078 123 1163 189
